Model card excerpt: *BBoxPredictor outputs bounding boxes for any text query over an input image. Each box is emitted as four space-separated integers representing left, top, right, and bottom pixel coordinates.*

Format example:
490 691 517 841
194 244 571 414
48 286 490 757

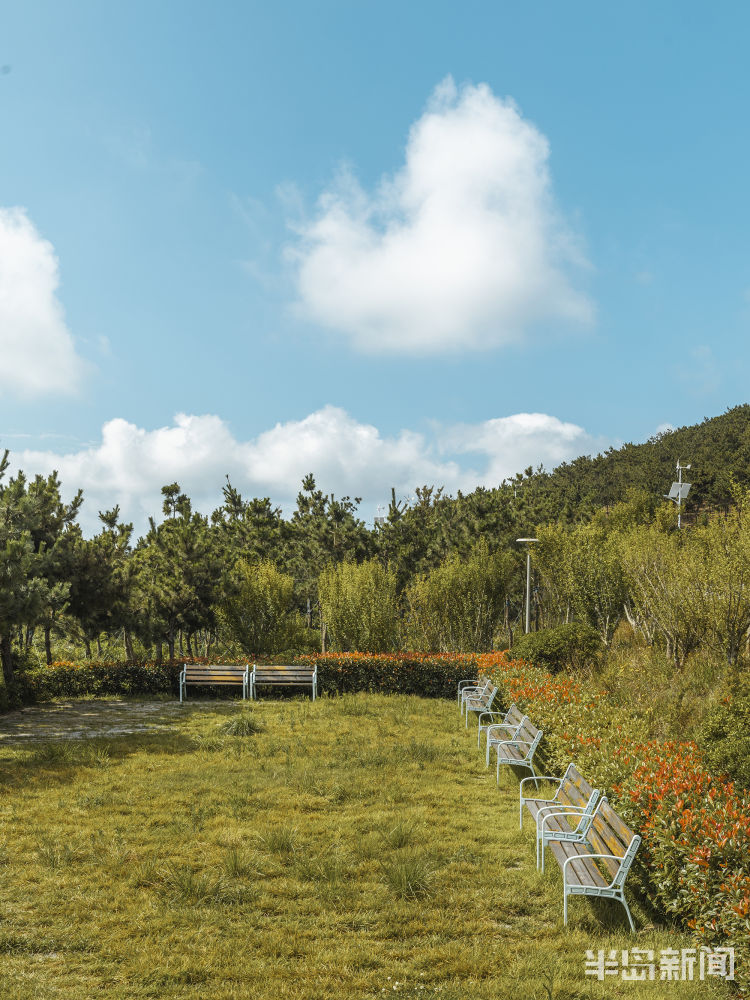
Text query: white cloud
0 207 87 396
441 412 602 483
13 406 601 537
289 77 593 355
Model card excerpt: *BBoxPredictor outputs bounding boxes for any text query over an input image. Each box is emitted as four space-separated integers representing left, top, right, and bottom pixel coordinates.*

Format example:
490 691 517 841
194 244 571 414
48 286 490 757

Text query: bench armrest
486 722 519 738
536 802 588 819
520 774 562 793
562 852 624 890
538 807 591 835
478 710 507 724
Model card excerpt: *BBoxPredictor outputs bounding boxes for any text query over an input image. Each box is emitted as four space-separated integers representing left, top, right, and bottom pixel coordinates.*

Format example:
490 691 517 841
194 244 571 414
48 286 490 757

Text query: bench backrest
253 665 316 685
503 704 525 730
513 717 542 759
557 763 597 811
479 685 497 710
183 664 248 684
587 798 640 882
472 678 491 699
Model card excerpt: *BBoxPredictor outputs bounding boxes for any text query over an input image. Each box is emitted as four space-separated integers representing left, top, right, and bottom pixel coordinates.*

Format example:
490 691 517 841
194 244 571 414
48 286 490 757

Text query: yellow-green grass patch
0 695 733 999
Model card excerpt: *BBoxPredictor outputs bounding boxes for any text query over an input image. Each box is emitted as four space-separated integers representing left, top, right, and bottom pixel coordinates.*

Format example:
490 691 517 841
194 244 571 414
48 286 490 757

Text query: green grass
0 694 733 999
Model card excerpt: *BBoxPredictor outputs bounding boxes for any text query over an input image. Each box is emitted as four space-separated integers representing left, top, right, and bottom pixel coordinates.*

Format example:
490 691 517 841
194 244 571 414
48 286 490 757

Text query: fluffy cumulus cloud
14 406 601 536
290 78 593 354
0 207 87 396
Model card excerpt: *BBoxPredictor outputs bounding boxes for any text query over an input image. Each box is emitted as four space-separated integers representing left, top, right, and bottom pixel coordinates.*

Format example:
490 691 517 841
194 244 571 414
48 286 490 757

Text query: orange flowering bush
480 652 750 991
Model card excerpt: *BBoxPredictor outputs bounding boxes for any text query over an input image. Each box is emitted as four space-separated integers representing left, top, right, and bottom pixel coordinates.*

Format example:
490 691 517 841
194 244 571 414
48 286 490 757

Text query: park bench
458 675 490 716
179 663 251 703
520 762 601 865
545 795 641 932
481 702 524 760
462 683 497 729
251 664 318 701
493 715 543 785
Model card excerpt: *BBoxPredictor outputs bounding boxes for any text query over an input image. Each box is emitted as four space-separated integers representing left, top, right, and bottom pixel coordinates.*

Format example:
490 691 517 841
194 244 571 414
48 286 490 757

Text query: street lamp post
516 538 539 634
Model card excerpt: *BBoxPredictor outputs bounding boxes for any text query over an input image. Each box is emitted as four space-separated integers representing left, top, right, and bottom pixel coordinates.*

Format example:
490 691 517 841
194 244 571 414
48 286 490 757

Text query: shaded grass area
0 695 732 999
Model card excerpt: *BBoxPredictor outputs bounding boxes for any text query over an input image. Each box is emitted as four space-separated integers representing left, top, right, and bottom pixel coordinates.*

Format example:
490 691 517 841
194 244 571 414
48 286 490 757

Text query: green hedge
12 652 485 705
299 652 480 698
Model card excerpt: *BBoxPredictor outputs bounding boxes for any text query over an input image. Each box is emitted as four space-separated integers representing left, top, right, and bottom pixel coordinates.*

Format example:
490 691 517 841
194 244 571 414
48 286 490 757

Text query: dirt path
0 699 192 743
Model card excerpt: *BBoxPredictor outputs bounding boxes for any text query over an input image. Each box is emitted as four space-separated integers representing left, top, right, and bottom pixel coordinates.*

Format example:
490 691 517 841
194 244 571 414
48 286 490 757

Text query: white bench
520 763 601 867
482 703 524 761
545 796 641 931
493 715 543 785
463 683 497 729
251 664 317 700
179 663 251 703
458 675 490 717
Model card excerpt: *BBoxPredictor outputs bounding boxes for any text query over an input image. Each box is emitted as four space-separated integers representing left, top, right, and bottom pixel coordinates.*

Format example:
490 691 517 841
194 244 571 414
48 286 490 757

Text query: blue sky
1 1 748 534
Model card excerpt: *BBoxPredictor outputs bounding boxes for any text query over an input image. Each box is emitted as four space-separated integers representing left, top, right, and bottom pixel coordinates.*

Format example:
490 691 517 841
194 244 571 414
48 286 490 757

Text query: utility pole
516 538 539 633
665 462 692 529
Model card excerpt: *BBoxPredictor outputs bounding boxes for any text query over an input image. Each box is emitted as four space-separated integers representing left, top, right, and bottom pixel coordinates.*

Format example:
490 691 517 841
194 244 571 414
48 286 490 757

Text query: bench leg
620 894 636 932
563 888 568 926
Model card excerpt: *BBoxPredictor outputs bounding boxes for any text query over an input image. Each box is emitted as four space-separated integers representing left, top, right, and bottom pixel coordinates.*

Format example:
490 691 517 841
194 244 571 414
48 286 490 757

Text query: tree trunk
44 625 52 665
25 626 34 650
84 637 92 660
124 628 135 662
186 632 193 658
155 642 163 664
0 632 14 687
179 630 184 655
167 629 175 661
96 635 102 656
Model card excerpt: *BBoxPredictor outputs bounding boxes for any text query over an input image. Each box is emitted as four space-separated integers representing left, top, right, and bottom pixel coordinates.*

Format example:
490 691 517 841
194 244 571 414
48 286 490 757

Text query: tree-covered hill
542 403 750 514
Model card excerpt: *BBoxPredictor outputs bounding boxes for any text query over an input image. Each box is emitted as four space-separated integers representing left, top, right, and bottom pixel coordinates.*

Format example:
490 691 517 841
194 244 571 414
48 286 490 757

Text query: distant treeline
1 404 749 688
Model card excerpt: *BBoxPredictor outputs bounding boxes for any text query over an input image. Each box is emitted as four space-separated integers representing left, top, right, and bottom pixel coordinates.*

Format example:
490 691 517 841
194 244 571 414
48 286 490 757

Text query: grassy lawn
0 695 733 999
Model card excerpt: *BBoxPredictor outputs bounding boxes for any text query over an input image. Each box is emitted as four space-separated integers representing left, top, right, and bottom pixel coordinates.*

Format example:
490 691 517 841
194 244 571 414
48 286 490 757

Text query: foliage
698 682 750 791
510 622 603 671
300 651 480 698
318 559 399 652
480 652 750 993
219 560 302 656
404 540 514 652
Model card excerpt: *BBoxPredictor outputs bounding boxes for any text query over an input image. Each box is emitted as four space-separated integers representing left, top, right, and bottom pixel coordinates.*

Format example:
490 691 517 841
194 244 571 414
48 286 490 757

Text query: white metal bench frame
482 704 523 762
179 663 251 703
543 795 642 932
519 762 598 830
250 664 318 701
459 677 490 719
463 684 497 729
494 719 543 785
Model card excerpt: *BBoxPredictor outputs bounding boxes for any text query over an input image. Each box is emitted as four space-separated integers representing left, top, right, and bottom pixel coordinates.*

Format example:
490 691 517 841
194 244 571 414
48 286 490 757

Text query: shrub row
477 652 750 993
17 652 487 703
298 651 482 698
